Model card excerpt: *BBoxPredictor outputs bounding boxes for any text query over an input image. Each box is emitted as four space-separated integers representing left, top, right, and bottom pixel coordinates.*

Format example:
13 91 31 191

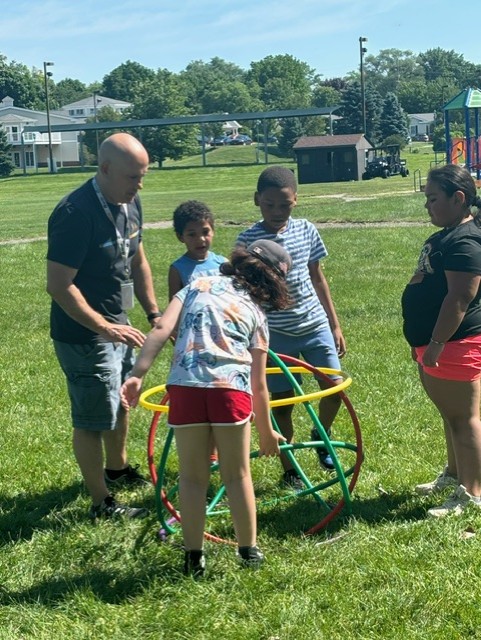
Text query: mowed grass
2 148 481 640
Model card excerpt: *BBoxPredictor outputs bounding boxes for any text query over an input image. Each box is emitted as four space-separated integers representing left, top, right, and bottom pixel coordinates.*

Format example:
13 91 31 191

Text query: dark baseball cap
246 239 292 277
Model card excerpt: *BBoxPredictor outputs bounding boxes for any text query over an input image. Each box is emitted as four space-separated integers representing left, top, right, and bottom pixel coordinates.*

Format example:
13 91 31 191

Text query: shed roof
293 133 371 149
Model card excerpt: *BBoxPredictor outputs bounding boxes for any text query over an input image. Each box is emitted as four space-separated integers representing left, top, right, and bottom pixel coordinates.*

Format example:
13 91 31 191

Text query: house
408 113 435 139
0 96 79 170
56 95 131 121
293 134 374 183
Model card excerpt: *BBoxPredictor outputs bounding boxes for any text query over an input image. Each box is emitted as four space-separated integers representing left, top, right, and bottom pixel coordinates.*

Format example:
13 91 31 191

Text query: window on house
301 153 310 165
69 110 75 116
25 151 35 167
75 109 84 115
13 152 21 167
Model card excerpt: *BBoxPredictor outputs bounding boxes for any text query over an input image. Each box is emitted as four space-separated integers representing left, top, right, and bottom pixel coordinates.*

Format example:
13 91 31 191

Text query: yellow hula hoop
138 367 352 412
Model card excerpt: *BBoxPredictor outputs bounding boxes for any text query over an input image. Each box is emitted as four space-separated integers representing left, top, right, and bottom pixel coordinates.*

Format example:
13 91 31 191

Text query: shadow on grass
0 482 85 545
257 489 427 540
0 561 183 606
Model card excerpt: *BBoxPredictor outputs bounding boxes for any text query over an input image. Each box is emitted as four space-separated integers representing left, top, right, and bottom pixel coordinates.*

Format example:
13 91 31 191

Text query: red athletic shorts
415 335 481 381
166 385 253 427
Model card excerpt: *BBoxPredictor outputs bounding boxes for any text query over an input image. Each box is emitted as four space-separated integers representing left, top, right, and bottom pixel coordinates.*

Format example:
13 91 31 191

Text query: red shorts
166 385 253 427
415 335 481 381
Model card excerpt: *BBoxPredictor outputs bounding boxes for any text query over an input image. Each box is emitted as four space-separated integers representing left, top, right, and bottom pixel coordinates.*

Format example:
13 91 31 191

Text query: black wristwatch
147 311 163 322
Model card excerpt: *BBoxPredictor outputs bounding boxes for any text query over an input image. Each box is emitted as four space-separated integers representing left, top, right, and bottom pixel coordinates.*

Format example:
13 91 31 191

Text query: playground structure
444 87 481 182
140 351 363 543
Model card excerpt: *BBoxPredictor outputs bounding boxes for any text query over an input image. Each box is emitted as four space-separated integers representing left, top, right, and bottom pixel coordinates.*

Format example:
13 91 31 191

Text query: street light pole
93 91 100 160
43 61 54 173
359 37 368 135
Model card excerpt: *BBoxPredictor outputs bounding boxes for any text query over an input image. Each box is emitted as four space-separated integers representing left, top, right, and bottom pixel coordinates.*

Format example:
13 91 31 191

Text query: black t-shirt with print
402 219 481 347
47 178 143 344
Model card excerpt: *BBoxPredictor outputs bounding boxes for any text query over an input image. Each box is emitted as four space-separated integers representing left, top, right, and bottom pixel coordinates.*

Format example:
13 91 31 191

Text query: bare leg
419 366 456 474
73 428 110 504
214 422 256 547
174 426 212 550
103 407 128 470
422 374 481 496
271 391 295 472
318 379 342 432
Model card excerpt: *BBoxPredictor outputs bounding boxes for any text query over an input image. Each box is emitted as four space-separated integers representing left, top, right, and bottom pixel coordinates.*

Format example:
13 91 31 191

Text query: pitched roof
293 133 368 149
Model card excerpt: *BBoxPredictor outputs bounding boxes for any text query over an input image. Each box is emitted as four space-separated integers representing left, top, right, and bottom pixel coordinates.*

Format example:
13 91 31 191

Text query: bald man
47 133 162 520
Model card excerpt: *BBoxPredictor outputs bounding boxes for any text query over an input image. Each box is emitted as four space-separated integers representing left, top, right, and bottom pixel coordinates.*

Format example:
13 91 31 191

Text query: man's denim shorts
267 325 341 394
53 339 135 431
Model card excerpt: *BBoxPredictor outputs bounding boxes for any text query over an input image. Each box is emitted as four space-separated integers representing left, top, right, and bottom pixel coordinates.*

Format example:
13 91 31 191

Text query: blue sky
3 0 481 85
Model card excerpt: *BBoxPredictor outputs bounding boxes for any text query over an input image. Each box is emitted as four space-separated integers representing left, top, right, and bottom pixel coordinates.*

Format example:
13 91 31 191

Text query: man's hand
100 324 146 347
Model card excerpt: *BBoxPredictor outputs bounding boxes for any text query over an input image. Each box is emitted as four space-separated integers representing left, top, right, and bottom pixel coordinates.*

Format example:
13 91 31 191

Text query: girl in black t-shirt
402 165 481 517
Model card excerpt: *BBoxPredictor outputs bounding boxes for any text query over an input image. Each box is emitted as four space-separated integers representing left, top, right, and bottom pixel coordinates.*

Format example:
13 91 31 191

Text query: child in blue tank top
168 200 227 300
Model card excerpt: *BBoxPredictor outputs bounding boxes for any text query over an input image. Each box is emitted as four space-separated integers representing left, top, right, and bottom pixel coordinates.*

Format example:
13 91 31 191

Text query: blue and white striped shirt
237 218 328 335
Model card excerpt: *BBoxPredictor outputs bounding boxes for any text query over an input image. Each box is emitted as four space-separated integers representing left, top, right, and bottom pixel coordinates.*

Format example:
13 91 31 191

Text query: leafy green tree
102 60 156 102
180 57 247 113
0 128 14 177
379 92 408 142
247 54 314 109
312 84 341 108
129 69 197 166
83 105 125 161
362 49 422 96
52 78 88 107
0 55 44 109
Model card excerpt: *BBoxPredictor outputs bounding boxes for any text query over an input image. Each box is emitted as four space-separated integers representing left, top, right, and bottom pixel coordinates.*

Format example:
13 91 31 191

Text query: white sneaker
415 466 458 495
427 484 481 518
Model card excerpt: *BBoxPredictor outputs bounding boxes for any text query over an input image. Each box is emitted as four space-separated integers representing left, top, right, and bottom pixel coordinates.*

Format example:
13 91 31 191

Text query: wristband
430 337 445 345
147 311 163 322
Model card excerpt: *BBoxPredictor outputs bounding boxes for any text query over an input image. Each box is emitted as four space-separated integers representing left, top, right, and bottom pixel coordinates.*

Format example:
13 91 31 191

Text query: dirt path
0 219 428 247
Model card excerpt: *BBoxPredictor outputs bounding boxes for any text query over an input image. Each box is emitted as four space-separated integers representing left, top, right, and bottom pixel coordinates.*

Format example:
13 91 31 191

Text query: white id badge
121 281 135 310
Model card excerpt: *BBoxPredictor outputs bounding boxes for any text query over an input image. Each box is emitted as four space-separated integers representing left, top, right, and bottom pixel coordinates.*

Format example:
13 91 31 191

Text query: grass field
2 146 481 640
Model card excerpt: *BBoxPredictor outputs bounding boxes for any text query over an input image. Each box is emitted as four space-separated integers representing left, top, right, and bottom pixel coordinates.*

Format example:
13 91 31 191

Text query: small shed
293 134 374 183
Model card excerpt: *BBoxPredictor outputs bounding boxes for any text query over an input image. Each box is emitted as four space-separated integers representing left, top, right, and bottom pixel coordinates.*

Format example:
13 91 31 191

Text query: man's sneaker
104 464 149 488
415 465 458 495
184 550 205 577
310 428 335 471
89 495 149 520
282 469 304 491
427 484 481 518
237 545 264 568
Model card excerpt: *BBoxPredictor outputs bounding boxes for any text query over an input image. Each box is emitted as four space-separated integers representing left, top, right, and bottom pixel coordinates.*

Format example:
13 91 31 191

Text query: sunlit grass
3 156 480 640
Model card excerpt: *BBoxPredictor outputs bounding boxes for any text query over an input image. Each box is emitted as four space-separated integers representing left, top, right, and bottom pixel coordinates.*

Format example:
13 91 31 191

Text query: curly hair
220 247 291 311
173 200 215 235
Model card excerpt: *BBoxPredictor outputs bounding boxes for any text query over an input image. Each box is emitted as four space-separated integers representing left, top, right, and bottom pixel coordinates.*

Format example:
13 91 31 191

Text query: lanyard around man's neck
92 177 131 277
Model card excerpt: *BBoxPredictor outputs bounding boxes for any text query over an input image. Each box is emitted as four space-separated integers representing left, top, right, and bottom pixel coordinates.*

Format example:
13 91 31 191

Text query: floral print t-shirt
167 275 269 393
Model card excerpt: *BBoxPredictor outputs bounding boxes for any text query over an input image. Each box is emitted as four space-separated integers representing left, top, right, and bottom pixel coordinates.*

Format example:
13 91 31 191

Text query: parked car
225 134 252 145
414 133 429 142
212 136 228 146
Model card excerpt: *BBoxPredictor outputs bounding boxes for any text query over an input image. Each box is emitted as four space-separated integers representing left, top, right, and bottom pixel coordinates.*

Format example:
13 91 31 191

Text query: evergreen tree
379 92 408 142
0 128 14 177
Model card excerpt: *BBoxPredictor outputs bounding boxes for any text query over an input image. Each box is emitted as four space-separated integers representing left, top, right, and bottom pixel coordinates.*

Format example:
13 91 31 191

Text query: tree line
0 47 479 170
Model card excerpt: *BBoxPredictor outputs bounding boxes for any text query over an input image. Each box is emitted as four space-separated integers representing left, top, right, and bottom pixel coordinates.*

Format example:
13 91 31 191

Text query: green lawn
2 149 480 640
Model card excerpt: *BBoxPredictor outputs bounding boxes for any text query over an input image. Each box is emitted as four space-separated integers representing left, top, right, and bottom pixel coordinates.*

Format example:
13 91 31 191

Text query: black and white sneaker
237 545 265 568
184 550 206 577
89 495 149 520
104 464 149 488
282 469 304 492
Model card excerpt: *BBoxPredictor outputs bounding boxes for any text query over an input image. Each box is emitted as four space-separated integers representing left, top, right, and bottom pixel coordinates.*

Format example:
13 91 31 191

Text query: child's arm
308 261 346 357
120 296 183 409
168 265 183 301
250 349 286 456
